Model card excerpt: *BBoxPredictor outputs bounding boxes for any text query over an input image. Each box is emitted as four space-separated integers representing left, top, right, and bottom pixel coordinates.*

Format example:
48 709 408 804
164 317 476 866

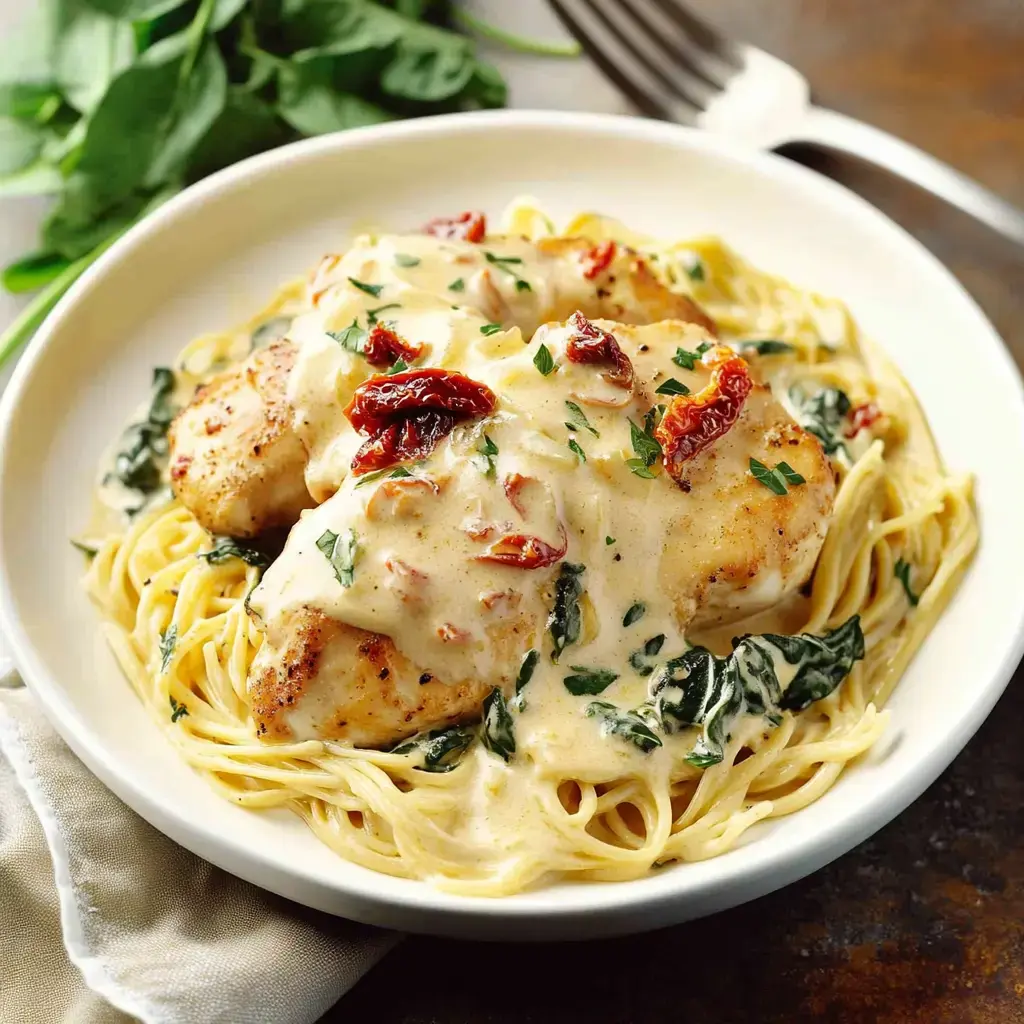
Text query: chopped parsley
484 250 532 292
895 558 920 606
564 400 599 437
448 277 465 292
655 378 690 396
671 347 700 371
354 466 413 488
474 434 499 477
564 666 619 696
316 528 358 588
366 303 401 324
159 625 177 674
394 253 420 268
533 343 556 376
623 602 646 627
750 458 806 495
568 438 586 462
696 341 713 356
327 320 366 353
625 416 662 478
480 322 503 336
686 258 705 282
605 536 616 546
347 277 383 298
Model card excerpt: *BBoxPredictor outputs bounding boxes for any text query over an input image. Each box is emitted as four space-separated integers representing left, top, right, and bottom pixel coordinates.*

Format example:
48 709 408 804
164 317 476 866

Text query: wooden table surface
334 2 1024 1021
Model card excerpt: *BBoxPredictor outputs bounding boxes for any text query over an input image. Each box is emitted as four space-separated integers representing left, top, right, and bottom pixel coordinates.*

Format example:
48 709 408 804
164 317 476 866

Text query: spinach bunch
646 615 865 768
0 0 508 366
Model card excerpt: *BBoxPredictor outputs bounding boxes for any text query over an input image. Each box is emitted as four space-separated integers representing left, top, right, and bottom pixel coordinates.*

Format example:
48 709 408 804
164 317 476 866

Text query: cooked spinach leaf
198 535 271 568
392 726 474 773
516 648 539 698
649 616 865 767
629 634 666 677
564 666 619 696
623 601 646 627
111 366 176 496
481 687 515 762
894 558 920 607
547 561 585 663
316 528 358 588
585 701 663 753
169 696 189 723
737 339 795 356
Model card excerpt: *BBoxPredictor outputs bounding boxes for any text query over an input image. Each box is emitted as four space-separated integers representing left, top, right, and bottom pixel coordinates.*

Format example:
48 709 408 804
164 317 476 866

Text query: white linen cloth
0 671 398 1024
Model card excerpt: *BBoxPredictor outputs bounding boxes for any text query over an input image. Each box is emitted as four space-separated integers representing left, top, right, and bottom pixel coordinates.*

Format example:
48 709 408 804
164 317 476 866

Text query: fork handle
797 106 1024 247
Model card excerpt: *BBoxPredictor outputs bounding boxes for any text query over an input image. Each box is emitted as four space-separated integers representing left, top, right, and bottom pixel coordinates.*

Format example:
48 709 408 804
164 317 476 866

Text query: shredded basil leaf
672 347 699 371
655 378 690 396
790 385 851 457
394 253 420 268
328 320 366 354
316 528 358 588
480 322 503 336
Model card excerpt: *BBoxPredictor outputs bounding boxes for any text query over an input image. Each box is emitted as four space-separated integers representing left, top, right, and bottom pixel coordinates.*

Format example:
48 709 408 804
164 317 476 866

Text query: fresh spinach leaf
1 252 70 294
547 561 584 663
481 687 515 762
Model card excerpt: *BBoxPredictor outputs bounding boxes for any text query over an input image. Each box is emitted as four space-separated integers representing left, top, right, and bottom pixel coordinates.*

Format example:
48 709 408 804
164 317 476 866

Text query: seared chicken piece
168 341 313 538
170 232 715 534
245 318 836 748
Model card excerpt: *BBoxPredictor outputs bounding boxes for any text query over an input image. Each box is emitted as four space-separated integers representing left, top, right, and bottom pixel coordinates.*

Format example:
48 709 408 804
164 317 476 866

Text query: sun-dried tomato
502 473 530 516
423 211 486 243
344 369 496 474
362 324 423 367
475 527 568 570
655 354 752 481
844 401 883 438
581 240 617 280
564 311 634 389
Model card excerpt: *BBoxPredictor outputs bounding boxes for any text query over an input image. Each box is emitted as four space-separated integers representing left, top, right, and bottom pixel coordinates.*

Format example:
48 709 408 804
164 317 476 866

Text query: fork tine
617 0 737 92
585 0 714 110
548 0 696 123
646 0 746 70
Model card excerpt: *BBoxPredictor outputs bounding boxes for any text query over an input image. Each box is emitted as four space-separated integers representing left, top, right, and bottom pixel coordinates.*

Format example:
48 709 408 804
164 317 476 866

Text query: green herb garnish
484 250 531 291
623 602 646 627
894 558 920 606
474 434 499 477
386 358 409 375
70 538 99 558
392 726 474 773
328 320 366 354
789 385 851 457
198 536 271 568
366 303 401 324
564 400 599 437
568 438 586 462
448 278 465 292
738 339 795 356
605 536 616 545
316 528 358 588
672 347 699 371
481 688 515 762
750 458 805 495
655 378 690 396
628 634 666 677
480 322 503 336
533 343 556 376
585 701 662 753
159 624 177 674
686 258 705 282
348 277 383 298
394 253 420 267
169 696 189 723
548 561 585 663
626 416 662 478
110 367 176 497
354 466 413 488
564 666 619 696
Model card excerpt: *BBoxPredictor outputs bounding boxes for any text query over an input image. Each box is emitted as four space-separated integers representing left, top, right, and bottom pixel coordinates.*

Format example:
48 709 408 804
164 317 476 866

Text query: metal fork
548 0 1024 247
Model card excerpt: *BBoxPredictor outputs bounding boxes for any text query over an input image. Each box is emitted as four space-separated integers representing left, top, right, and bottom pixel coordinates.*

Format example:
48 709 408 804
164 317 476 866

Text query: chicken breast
245 317 836 748
168 341 313 538
169 230 715 533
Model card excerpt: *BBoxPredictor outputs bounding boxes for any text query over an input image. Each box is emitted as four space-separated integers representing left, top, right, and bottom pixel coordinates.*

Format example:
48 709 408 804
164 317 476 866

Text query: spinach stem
180 0 218 83
451 10 582 57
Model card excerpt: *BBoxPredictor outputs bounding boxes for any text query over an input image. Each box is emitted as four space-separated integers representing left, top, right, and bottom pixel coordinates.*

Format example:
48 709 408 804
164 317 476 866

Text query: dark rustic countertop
333 2 1024 1021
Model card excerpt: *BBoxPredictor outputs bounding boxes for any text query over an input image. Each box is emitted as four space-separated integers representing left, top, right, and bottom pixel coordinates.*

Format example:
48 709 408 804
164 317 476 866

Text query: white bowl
2 111 1022 940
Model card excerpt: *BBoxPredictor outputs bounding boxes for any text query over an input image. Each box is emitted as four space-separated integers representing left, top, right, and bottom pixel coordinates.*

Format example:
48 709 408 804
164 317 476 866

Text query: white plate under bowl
1 111 1022 940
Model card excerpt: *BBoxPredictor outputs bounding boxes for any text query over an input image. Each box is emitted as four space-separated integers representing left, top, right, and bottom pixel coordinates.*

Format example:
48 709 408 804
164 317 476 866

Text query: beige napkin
0 671 398 1024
